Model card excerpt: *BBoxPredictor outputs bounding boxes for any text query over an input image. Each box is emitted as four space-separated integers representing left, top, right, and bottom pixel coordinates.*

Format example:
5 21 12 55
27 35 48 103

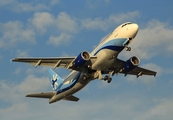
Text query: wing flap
63 95 79 102
26 92 55 99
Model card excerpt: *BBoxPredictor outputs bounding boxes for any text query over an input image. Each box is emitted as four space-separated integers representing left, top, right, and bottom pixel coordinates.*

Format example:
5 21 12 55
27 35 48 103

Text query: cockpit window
121 22 132 27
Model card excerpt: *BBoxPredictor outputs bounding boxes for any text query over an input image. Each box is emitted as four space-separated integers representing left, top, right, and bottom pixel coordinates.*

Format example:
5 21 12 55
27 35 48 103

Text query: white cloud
0 93 173 120
0 21 36 49
55 12 78 33
30 12 54 34
85 0 111 9
0 74 49 103
29 12 54 34
81 11 140 30
16 49 30 57
0 69 173 120
26 67 50 75
134 98 173 120
47 33 72 46
122 20 173 59
0 103 29 120
50 0 60 6
46 12 78 46
0 1 50 12
0 0 14 6
13 3 49 12
0 0 61 13
81 18 108 30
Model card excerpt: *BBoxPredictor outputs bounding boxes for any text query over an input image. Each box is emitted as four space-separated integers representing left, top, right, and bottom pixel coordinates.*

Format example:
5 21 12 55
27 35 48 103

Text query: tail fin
48 68 64 91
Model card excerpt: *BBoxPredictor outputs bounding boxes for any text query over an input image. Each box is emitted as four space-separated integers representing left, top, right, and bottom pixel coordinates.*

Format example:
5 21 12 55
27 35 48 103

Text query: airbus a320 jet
12 22 157 104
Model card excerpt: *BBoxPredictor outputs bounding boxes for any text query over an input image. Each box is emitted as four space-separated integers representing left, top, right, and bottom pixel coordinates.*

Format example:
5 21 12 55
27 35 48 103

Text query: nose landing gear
125 46 131 51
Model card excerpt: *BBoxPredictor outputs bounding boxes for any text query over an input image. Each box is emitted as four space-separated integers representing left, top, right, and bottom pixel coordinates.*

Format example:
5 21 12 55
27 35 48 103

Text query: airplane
12 22 157 104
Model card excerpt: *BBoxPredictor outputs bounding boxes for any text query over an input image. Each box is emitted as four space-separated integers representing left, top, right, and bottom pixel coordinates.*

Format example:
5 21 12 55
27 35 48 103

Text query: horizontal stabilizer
26 92 55 99
63 95 79 102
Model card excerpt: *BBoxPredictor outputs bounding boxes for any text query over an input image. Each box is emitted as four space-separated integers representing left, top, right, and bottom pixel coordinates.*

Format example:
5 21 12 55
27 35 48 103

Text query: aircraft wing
26 92 55 98
105 58 157 77
123 66 157 76
26 92 79 102
12 56 97 70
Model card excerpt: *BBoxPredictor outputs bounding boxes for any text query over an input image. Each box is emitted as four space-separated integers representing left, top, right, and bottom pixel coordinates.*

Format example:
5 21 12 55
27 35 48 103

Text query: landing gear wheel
104 75 109 81
103 75 112 83
107 78 112 83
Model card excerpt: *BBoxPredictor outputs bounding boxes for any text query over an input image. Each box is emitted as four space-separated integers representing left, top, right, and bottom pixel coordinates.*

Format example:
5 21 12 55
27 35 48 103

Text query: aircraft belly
92 49 118 70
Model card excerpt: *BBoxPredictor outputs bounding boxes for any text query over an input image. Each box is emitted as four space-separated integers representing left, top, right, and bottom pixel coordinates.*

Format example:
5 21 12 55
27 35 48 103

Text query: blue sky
0 0 173 120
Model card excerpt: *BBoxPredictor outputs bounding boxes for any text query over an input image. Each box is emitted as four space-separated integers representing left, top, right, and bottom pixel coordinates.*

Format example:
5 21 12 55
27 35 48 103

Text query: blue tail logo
48 68 63 91
51 74 58 90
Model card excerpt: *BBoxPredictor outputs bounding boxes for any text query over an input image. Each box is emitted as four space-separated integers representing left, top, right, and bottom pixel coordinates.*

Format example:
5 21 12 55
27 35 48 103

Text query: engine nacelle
74 51 90 66
124 56 140 72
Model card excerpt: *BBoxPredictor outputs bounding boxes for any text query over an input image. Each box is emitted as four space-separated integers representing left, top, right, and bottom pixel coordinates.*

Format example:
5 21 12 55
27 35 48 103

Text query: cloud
0 1 52 12
81 11 140 30
13 3 49 12
0 0 14 6
0 92 173 120
46 12 78 46
85 0 111 9
55 12 78 33
0 21 36 49
0 11 140 48
135 98 173 120
0 66 173 120
0 11 79 48
47 33 72 46
0 74 49 103
0 0 61 13
50 0 60 5
0 103 29 120
122 20 173 60
30 12 54 34
16 49 30 57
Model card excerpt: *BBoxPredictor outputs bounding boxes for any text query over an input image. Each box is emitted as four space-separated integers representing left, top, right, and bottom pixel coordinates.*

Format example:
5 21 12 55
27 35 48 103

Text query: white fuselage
51 22 139 103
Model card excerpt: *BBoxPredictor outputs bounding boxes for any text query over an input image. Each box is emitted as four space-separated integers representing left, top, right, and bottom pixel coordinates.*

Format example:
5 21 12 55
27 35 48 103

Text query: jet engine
124 56 140 72
74 51 90 66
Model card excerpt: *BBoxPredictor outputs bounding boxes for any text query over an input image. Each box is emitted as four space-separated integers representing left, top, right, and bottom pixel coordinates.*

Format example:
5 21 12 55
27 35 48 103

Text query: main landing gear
93 70 112 83
103 75 112 83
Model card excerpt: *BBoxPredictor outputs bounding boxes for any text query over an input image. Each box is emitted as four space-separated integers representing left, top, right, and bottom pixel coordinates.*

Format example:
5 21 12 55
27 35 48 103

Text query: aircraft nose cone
131 23 139 38
133 23 139 32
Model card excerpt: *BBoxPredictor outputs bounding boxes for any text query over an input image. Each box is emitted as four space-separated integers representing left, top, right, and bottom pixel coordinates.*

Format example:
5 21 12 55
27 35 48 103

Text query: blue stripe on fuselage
56 72 81 94
93 38 128 55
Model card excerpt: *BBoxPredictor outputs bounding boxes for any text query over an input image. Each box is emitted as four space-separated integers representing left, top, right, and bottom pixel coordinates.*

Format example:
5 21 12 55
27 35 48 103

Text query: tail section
48 68 64 91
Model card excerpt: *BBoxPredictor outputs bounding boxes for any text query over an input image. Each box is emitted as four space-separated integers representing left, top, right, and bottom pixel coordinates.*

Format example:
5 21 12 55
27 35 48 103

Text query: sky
0 0 173 120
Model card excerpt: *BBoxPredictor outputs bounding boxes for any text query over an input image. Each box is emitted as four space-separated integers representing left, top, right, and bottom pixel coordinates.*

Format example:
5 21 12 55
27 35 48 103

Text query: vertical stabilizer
48 68 64 91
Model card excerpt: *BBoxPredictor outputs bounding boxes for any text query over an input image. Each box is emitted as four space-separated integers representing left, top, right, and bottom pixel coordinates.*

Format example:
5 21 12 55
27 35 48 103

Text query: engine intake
124 56 140 72
74 51 90 66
